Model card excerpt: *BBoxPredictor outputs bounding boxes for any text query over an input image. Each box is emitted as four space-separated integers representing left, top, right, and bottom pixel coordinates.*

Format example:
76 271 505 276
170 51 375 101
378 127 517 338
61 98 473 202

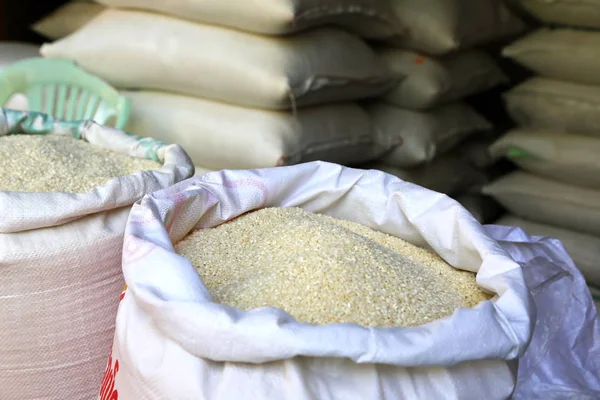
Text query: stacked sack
355 0 526 223
485 2 600 305
0 110 195 400
35 0 400 171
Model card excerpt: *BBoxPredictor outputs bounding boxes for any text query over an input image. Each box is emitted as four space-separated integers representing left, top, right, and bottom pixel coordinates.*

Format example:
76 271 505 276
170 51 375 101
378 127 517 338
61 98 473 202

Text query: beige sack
365 152 488 195
0 110 194 400
124 91 385 170
41 9 393 110
517 0 600 29
379 49 507 110
504 29 600 86
490 129 600 189
31 1 105 40
367 101 491 168
387 0 527 55
194 165 216 177
483 172 600 237
504 77 600 138
97 0 397 39
497 215 600 287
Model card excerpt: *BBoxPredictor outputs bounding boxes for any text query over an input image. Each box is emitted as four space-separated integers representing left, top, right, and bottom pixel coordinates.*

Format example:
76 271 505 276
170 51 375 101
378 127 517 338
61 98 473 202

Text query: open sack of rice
101 162 600 399
0 109 194 400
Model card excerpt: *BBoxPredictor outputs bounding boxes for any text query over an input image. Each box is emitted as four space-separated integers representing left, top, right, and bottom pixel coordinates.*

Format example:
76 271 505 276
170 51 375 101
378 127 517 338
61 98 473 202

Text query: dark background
1 0 68 42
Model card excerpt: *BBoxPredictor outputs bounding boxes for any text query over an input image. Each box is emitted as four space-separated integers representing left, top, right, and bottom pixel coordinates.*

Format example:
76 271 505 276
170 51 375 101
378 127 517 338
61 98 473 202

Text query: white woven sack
490 129 600 189
123 90 386 170
96 0 397 39
32 1 104 40
481 224 600 399
517 0 600 29
504 29 600 86
590 286 600 318
483 172 600 237
41 9 393 110
367 101 491 168
0 42 40 70
0 110 194 400
504 77 600 138
497 215 600 287
101 161 533 400
364 152 488 195
380 49 507 110
386 0 526 55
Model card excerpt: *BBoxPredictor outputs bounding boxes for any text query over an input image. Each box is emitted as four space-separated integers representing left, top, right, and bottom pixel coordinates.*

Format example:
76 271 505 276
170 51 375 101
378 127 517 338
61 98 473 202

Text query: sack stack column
355 0 527 223
37 0 399 172
486 1 600 310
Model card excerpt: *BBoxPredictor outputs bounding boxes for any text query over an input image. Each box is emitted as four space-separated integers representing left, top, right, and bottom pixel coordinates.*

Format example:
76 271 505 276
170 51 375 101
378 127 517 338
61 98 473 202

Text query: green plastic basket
0 58 130 129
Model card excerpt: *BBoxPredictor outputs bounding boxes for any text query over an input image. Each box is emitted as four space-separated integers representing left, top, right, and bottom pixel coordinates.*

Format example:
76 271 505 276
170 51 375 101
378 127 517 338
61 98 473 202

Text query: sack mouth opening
122 162 533 367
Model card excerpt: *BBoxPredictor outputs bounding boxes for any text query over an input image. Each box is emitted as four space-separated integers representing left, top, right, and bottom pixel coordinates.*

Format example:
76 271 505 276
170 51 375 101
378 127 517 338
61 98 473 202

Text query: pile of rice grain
0 134 160 193
176 207 492 327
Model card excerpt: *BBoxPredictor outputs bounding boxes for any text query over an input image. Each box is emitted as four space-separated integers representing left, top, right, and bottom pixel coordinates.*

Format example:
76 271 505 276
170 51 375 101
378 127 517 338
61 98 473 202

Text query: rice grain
176 207 491 327
0 135 160 193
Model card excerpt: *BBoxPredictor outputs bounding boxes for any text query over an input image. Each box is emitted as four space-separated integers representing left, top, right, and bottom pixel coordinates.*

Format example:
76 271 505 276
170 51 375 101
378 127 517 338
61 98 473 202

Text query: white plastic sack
31 1 105 40
0 109 194 400
123 91 386 170
490 129 600 189
496 215 600 287
517 0 600 30
96 0 397 39
483 224 600 400
504 29 600 86
379 49 507 110
386 0 527 55
41 9 393 110
0 42 40 70
367 101 491 168
590 286 600 318
364 152 488 195
504 77 600 138
102 161 534 400
483 172 600 237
